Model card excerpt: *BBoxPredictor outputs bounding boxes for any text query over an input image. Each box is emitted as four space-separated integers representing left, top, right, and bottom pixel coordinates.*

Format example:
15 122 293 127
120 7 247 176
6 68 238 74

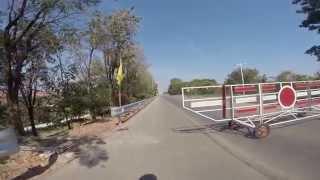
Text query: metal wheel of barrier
228 121 240 130
254 125 270 139
181 80 320 138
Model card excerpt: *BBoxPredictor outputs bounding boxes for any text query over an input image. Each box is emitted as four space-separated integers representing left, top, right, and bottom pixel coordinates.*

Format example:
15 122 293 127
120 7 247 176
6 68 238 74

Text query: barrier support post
230 86 234 120
182 88 185 108
258 83 264 125
222 85 226 119
307 83 312 111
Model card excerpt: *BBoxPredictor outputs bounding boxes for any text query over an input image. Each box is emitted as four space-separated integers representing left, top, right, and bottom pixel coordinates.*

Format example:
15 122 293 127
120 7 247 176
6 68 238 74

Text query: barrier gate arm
182 86 232 123
181 80 320 138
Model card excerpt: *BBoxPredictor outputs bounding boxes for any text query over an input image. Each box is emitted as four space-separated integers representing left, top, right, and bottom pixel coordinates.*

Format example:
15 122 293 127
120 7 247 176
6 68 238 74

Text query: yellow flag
116 60 124 86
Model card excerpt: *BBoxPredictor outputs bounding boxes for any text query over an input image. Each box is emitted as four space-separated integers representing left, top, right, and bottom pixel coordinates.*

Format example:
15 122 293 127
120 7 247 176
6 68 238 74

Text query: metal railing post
307 82 312 111
230 85 234 120
258 83 264 125
222 85 226 119
182 88 185 108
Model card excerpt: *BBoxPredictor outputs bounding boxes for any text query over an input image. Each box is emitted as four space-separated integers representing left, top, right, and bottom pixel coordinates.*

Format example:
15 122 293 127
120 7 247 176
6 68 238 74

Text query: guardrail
23 99 150 131
24 114 91 131
111 100 145 117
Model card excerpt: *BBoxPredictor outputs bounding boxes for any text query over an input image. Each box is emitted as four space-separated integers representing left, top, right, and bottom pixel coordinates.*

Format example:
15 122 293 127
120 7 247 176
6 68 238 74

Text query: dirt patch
0 151 49 180
0 113 139 179
69 118 118 138
0 98 154 180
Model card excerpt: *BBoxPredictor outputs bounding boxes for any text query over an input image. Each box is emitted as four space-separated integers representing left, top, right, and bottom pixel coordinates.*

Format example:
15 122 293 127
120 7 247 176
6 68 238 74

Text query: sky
101 0 320 93
1 0 319 93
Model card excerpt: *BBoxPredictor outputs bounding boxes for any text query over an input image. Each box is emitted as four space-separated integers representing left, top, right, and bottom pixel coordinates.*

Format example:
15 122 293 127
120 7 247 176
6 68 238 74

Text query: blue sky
102 0 320 92
1 1 319 93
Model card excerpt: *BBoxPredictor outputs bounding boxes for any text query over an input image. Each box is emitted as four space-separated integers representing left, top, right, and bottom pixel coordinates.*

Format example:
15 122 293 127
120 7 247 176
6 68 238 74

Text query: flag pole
118 56 122 107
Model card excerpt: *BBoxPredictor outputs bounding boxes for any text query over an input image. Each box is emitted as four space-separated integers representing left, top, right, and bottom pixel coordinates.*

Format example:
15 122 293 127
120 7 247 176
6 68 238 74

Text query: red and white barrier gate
181 80 320 138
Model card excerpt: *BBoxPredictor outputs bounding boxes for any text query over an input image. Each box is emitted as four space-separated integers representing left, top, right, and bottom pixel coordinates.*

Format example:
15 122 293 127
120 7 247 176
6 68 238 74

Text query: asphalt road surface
42 95 320 180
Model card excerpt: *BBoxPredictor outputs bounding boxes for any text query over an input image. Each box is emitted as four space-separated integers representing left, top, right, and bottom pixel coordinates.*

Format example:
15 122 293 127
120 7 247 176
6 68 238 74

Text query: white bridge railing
111 100 145 117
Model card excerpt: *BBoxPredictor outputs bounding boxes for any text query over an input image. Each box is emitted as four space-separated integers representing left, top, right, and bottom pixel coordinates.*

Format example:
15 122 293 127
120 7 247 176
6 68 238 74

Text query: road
42 95 320 180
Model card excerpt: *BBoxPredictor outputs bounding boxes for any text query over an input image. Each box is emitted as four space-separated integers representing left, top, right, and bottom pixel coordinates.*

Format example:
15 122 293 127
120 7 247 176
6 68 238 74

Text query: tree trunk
67 116 72 130
67 121 72 130
5 55 25 135
4 40 25 135
64 112 72 130
27 106 38 136
7 91 26 136
88 47 97 120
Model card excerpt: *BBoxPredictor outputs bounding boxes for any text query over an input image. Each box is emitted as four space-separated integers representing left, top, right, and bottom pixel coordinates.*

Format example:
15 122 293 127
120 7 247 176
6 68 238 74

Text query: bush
0 104 8 129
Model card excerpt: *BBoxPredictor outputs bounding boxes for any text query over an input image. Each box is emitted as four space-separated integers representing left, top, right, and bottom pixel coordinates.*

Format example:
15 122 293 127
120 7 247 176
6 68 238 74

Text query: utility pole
236 63 246 95
236 63 246 85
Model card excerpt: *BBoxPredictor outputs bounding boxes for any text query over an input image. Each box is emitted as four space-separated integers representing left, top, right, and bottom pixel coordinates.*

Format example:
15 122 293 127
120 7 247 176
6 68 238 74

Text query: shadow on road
72 136 109 168
172 123 255 138
139 173 157 180
13 135 109 179
270 117 320 129
173 117 320 139
12 152 58 180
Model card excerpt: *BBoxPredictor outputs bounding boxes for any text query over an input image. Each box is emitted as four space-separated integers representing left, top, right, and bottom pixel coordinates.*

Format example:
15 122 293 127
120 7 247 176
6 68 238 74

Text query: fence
111 100 145 117
182 80 320 138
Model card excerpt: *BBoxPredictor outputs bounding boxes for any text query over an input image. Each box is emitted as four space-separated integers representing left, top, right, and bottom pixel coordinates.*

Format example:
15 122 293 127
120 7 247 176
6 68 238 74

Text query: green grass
0 158 8 165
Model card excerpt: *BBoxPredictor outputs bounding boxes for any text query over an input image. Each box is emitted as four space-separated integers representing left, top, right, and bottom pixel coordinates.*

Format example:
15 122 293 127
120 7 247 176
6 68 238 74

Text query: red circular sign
278 86 296 108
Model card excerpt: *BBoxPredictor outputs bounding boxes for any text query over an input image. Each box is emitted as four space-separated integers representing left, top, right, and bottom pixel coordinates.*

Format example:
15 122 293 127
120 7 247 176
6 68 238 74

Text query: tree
19 27 60 136
293 0 320 61
276 71 297 82
167 78 217 95
276 70 314 81
98 9 140 105
225 68 262 84
69 17 101 120
47 51 77 129
0 30 5 86
0 1 157 135
20 58 48 136
132 67 156 99
1 0 99 135
0 30 8 128
261 74 268 83
188 79 218 95
0 104 7 129
314 72 320 80
296 74 315 81
66 82 88 123
119 45 157 101
188 79 217 87
46 9 154 126
168 78 185 95
51 81 88 129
